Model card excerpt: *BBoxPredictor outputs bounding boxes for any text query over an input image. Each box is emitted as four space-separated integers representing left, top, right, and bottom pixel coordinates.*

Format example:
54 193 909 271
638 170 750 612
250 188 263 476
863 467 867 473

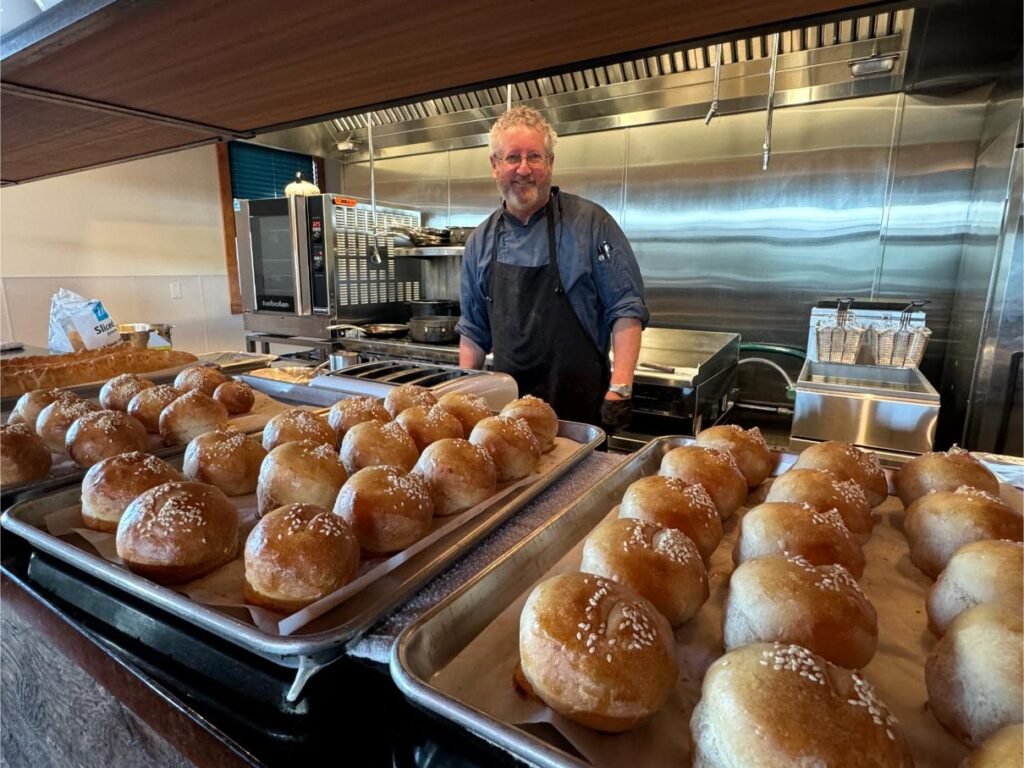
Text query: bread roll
618 475 722 563
695 425 776 487
8 388 79 431
383 383 437 418
183 428 267 496
436 392 491 435
519 572 678 732
412 438 497 516
115 480 239 584
327 396 390 439
35 397 100 453
0 423 52 487
339 420 419 475
468 415 541 482
396 404 463 451
81 452 182 532
904 486 1023 579
926 604 1023 745
734 501 865 578
243 503 360 613
99 373 154 411
500 395 558 453
212 380 255 415
256 439 348 517
128 385 183 433
895 447 1000 507
724 554 877 668
960 724 1023 768
766 467 874 543
159 389 229 446
64 409 148 468
581 518 708 627
173 365 228 396
262 408 335 452
332 465 433 554
793 441 888 507
691 643 913 766
658 445 747 520
928 539 1024 639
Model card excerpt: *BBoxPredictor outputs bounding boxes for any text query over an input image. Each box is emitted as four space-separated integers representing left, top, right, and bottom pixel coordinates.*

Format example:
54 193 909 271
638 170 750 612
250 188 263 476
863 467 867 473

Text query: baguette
1 344 198 397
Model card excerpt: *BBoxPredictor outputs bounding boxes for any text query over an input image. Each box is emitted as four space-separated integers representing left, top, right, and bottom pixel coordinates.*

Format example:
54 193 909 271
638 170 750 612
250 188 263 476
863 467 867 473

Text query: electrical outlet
169 281 182 300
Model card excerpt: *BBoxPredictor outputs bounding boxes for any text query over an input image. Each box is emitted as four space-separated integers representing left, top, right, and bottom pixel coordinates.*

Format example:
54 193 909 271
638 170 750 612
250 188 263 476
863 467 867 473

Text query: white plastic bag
47 288 120 352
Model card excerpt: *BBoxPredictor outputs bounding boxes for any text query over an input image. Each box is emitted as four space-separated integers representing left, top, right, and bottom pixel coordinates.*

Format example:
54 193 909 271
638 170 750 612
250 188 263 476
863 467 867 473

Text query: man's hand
601 393 632 432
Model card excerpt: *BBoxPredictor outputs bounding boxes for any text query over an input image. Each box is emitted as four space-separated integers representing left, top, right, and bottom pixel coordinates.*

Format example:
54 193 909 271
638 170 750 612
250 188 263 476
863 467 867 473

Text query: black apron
488 195 610 425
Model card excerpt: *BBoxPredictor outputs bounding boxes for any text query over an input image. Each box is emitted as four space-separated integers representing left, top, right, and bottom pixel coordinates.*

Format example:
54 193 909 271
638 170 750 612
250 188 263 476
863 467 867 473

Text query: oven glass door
249 200 296 313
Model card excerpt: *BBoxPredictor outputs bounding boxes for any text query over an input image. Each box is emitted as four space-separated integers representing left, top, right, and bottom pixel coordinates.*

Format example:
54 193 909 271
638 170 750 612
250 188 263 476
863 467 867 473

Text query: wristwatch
608 383 633 398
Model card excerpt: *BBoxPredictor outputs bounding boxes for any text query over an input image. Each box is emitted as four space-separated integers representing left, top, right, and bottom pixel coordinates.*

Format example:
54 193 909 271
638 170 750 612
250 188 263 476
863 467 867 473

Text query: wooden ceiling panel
1 93 218 182
4 0 879 133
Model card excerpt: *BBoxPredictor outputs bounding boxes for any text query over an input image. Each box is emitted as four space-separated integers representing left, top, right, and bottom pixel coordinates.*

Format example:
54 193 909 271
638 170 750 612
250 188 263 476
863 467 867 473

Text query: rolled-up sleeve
455 230 493 353
593 216 650 330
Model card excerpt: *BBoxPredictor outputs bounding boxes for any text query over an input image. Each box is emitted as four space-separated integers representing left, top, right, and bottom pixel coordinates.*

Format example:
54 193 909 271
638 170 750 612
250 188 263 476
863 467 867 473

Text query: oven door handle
638 360 676 373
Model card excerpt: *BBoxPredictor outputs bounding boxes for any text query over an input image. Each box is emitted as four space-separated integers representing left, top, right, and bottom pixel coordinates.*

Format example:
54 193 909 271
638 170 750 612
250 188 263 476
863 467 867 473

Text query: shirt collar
500 186 560 229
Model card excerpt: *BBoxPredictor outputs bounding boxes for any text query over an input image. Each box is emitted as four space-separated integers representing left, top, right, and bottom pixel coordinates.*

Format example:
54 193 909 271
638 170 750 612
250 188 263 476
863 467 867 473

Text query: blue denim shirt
456 188 649 355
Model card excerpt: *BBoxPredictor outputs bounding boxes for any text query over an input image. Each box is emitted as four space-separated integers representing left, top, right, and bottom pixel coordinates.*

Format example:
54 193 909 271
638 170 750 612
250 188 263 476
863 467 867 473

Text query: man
456 106 648 430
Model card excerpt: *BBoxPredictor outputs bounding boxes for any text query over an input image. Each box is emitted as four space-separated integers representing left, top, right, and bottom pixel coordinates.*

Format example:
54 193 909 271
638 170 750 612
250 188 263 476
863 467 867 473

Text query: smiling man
456 106 649 431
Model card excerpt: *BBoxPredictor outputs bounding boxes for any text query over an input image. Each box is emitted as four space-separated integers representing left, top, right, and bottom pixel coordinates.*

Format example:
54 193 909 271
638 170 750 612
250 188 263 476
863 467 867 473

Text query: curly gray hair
489 106 558 157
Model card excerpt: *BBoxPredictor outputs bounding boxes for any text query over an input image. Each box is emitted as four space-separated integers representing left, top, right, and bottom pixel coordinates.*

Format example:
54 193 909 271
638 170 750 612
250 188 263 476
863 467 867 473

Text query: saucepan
408 315 458 344
328 323 409 339
406 299 459 318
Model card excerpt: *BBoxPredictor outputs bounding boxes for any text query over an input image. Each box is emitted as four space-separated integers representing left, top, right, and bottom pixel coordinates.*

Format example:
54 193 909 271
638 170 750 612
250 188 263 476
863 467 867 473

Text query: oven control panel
306 196 329 314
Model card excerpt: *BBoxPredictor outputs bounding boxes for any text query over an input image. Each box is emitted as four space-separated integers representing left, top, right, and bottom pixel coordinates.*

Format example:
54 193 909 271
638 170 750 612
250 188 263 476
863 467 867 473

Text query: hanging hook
704 44 722 125
762 33 780 171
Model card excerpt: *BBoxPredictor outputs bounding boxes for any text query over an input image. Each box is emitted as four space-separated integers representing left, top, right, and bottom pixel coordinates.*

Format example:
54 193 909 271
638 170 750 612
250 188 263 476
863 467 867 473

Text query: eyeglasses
497 152 549 169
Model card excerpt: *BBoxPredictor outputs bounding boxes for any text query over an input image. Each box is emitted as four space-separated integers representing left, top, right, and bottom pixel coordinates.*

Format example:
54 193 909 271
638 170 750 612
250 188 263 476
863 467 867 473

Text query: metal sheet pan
1 421 603 675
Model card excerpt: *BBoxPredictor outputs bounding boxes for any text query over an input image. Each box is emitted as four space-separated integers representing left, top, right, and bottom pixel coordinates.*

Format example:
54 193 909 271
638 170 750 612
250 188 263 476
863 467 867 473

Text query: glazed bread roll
212 380 255 415
734 501 865 578
0 423 52 487
766 467 874 543
928 540 1023 636
724 554 877 669
926 604 1023 745
8 388 78 431
339 420 419 475
332 465 433 554
159 389 229 446
173 365 228 396
396 404 463 451
691 643 913 767
327 396 390 440
99 373 154 411
412 438 497 516
581 518 708 627
618 475 722 563
436 392 491 435
658 445 747 520
694 425 776 487
243 503 360 613
904 486 1023 579
468 415 541 482
519 572 678 732
383 383 437 418
80 452 182 532
961 724 1023 767
500 395 558 453
115 480 239 584
35 397 100 453
895 447 1000 507
65 409 148 468
262 409 335 451
128 384 182 433
256 439 348 517
792 440 888 507
183 428 267 496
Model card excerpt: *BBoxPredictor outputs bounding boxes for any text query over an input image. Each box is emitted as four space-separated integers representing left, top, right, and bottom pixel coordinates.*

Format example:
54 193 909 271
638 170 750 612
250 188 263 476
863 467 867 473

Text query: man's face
490 126 554 219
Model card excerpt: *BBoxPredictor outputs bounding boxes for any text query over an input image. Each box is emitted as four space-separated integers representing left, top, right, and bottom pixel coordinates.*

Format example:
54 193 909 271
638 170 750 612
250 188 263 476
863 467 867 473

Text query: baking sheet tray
391 436 1017 768
2 421 603 679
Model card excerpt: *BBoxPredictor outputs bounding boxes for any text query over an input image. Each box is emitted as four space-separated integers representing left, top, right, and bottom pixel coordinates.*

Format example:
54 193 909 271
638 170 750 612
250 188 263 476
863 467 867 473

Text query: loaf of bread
257 439 348 517
327 396 390 440
396 404 464 451
792 441 888 507
436 392 491 435
339 420 419 475
658 445 747 519
927 540 1024 636
691 643 913 766
0 344 198 397
617 475 722 563
500 395 558 453
65 409 148 468
7 388 78 432
412 438 497 516
183 428 267 497
173 365 228 396
383 383 437 418
895 447 1000 507
0 423 52 487
98 373 154 411
159 389 229 446
212 380 255 415
694 425 777 487
766 467 874 543
333 465 434 554
262 409 336 452
468 415 541 482
81 452 182 532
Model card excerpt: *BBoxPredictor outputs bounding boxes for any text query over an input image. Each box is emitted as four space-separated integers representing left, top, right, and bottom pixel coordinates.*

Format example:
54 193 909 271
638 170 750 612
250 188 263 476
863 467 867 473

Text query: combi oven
235 195 423 338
